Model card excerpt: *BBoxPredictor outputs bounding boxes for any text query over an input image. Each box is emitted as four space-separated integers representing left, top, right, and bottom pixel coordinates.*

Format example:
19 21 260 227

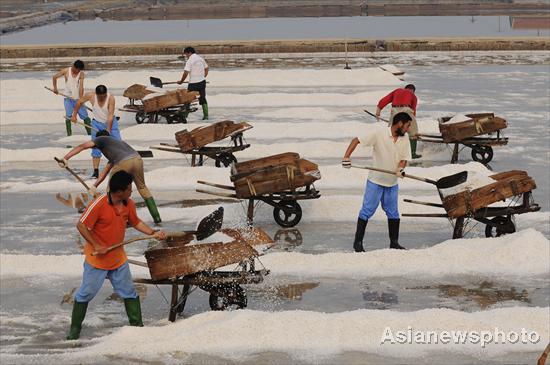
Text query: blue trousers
75 261 137 302
359 180 400 220
64 98 89 120
91 118 121 158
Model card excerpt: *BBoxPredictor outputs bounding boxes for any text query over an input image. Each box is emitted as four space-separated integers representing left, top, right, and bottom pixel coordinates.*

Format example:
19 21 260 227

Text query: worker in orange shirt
66 170 166 340
376 84 421 159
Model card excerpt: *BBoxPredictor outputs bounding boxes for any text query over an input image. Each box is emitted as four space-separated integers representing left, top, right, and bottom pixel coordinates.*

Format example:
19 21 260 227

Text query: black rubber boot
388 218 407 250
353 218 368 252
124 297 144 327
91 169 99 179
66 301 88 340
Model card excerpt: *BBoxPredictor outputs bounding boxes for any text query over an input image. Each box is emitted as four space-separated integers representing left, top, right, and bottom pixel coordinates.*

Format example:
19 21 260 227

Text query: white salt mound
439 171 496 197
142 91 165 100
145 86 165 93
447 113 472 124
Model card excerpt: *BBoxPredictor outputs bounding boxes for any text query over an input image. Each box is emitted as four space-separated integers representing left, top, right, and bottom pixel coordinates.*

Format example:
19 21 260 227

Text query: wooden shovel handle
45 86 93 111
54 157 91 191
92 231 197 256
350 165 437 185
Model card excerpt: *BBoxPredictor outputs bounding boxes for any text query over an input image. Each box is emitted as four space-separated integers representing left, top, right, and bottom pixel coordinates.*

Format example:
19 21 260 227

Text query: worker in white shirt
71 85 121 178
177 47 209 120
342 112 412 252
52 60 92 136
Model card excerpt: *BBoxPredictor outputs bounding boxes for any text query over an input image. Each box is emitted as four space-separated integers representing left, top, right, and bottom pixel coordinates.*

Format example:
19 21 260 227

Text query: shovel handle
162 81 181 85
350 165 437 185
54 157 91 191
93 231 197 256
45 86 93 112
364 109 390 123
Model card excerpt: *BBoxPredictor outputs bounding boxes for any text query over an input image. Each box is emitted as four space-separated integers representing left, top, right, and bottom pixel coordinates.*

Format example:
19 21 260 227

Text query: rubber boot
201 103 209 120
410 139 422 159
388 218 407 250
66 301 88 340
91 169 99 179
124 297 144 327
65 118 72 136
353 218 368 252
144 197 162 224
83 117 92 136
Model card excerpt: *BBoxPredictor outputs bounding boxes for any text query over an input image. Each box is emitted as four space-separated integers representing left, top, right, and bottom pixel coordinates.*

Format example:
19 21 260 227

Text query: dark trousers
188 80 207 105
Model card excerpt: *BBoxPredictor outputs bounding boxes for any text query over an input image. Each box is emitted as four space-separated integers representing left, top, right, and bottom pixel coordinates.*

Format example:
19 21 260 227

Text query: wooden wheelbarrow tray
402 170 540 239
417 113 509 164
133 227 274 322
120 83 199 124
150 121 253 167
197 153 322 227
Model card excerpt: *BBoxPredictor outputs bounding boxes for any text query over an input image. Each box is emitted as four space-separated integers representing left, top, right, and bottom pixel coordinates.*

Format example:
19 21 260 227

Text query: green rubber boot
410 139 422 159
144 197 162 224
66 301 88 340
65 118 72 136
201 103 209 120
83 117 92 136
124 297 144 327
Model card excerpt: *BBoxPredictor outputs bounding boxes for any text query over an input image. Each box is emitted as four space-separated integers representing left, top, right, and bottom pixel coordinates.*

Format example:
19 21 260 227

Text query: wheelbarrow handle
350 165 438 185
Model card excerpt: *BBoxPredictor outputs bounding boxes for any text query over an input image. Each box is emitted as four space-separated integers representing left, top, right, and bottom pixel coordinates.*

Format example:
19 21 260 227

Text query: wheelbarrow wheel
209 285 246 310
274 228 303 249
135 111 148 124
273 201 302 228
209 294 229 311
485 216 516 238
471 145 493 164
214 153 237 168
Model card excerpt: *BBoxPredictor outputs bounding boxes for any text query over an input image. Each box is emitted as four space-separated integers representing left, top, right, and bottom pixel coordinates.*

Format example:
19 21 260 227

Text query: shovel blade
195 207 224 241
149 76 163 88
436 171 468 189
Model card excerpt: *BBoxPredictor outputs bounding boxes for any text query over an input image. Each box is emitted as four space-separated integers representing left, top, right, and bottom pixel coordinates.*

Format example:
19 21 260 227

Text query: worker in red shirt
376 84 421 159
66 170 166 340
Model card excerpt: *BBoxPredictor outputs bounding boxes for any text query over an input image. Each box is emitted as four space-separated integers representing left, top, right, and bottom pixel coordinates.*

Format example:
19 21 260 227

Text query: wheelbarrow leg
247 199 254 227
451 143 459 164
453 217 465 239
175 284 190 315
168 284 179 322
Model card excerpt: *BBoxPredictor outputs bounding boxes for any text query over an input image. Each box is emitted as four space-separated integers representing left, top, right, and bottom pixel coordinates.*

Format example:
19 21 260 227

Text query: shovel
364 109 390 123
351 165 468 189
92 207 224 255
150 76 209 88
149 77 181 88
54 157 92 192
45 86 92 112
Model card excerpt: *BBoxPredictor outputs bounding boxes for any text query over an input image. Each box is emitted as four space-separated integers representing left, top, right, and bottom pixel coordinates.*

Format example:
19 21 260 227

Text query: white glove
57 158 68 168
342 158 351 169
88 186 98 196
396 168 405 178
